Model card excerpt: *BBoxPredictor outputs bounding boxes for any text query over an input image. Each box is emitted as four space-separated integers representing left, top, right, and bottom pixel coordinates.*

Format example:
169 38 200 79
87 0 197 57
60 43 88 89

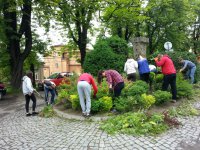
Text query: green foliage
139 94 155 109
39 106 56 118
169 103 199 117
83 36 128 75
176 73 193 99
153 90 172 105
96 80 109 99
114 96 137 112
100 112 168 135
122 80 148 97
99 96 113 112
69 95 81 110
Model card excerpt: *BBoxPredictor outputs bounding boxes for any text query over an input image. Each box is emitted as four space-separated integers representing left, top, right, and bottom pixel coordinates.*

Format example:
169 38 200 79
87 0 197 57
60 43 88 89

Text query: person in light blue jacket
137 55 150 83
179 58 196 84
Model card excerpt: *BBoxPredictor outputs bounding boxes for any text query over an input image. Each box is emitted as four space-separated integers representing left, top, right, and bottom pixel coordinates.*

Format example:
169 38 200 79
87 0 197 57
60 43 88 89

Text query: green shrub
83 36 128 75
91 100 102 113
114 96 137 112
123 80 148 97
153 90 172 105
100 112 168 135
69 94 81 110
99 96 113 112
139 94 156 109
39 106 56 118
176 73 193 98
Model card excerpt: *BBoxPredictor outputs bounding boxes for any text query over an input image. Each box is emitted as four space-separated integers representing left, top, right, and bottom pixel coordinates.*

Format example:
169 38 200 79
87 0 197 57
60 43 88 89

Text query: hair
97 70 104 84
178 57 183 62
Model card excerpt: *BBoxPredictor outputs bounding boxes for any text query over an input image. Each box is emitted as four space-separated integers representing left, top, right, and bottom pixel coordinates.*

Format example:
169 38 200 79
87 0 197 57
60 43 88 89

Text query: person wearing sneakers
77 73 98 117
154 54 177 102
22 72 38 116
44 80 56 105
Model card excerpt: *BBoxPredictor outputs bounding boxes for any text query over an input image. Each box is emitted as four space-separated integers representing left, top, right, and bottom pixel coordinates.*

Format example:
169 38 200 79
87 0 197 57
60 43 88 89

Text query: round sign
164 42 172 51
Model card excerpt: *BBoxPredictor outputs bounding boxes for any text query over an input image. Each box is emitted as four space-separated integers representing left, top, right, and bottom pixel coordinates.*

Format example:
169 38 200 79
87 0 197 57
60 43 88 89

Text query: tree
145 0 195 54
101 0 145 42
53 0 101 66
1 0 32 88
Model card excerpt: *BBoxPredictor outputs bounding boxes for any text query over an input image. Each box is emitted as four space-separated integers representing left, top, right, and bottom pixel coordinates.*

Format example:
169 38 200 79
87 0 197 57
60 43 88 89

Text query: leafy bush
139 94 156 109
69 94 81 110
39 106 56 118
100 112 168 135
114 96 137 112
176 73 193 98
122 80 149 97
99 96 113 112
83 36 128 75
153 90 172 105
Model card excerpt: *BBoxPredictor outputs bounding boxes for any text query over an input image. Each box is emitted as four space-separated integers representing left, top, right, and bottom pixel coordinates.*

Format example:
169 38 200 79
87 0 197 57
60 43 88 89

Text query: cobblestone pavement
0 93 200 150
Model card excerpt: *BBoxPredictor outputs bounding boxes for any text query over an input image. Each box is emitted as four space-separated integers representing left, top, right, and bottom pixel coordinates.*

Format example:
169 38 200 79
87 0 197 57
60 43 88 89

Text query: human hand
179 69 183 72
93 95 97 99
154 57 158 62
109 88 113 94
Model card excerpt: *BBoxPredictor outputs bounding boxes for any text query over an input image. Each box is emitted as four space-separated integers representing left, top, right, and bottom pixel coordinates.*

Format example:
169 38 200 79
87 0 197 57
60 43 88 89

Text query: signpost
164 41 173 51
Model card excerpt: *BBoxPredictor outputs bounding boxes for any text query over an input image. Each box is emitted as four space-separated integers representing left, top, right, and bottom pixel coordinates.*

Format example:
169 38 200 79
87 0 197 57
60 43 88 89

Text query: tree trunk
30 63 36 87
3 0 32 88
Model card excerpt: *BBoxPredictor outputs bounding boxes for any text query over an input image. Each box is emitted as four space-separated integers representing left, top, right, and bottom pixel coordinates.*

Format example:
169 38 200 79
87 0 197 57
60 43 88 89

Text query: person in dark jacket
154 54 177 102
44 80 56 105
179 58 196 84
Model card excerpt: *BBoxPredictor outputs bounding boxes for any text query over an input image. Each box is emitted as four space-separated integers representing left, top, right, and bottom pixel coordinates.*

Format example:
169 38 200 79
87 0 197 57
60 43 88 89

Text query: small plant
100 112 168 136
39 105 56 118
139 94 156 109
69 94 81 110
114 96 137 112
153 90 172 105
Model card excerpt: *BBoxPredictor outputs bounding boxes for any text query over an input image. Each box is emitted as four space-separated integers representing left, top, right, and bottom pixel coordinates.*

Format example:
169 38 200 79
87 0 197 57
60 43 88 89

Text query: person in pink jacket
77 73 98 117
154 54 177 102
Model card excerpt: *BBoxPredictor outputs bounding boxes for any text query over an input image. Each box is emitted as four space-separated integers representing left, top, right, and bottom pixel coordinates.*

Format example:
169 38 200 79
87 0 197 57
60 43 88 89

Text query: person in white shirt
22 72 38 116
124 57 138 81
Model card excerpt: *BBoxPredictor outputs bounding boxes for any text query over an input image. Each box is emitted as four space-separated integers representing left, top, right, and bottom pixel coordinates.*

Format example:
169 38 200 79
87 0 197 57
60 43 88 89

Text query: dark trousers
114 82 125 97
140 73 150 83
162 73 177 100
44 87 55 104
25 93 36 113
127 73 136 82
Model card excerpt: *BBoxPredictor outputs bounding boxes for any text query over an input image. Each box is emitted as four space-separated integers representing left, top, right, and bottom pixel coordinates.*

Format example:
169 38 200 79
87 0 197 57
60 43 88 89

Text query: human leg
49 89 55 104
83 82 91 114
77 82 86 113
44 87 49 104
189 67 196 84
162 75 170 91
25 95 31 113
30 93 37 112
114 82 125 97
169 74 177 100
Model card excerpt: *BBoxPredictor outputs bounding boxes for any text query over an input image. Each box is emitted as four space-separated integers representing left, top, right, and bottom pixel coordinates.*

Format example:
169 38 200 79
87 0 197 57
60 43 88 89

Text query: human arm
180 61 187 72
90 77 98 96
155 57 165 67
26 78 34 95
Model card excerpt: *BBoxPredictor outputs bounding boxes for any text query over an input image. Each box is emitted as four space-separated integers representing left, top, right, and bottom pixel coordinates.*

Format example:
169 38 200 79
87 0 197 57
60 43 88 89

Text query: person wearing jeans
77 73 98 117
44 80 56 105
179 58 196 84
22 72 38 116
155 54 177 102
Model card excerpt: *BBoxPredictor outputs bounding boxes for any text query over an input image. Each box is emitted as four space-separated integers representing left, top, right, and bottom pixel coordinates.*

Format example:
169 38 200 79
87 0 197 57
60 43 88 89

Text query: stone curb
54 107 111 122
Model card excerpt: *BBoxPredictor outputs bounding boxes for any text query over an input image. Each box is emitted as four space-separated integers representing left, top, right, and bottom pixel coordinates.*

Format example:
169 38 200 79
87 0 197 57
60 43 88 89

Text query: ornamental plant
100 112 168 136
69 94 81 110
139 94 156 109
153 90 172 105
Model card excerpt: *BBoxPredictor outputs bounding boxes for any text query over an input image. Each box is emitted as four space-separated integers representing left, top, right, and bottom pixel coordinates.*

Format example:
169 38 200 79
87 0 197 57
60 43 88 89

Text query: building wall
39 45 82 80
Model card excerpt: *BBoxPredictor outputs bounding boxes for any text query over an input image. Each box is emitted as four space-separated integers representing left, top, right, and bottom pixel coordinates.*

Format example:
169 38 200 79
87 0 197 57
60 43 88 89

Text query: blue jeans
186 66 196 84
44 87 56 104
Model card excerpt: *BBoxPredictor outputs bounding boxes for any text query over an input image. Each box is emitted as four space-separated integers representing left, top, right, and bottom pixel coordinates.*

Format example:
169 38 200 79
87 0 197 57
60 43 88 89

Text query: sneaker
26 113 31 116
82 112 86 116
171 100 177 103
85 113 91 117
111 109 117 113
32 112 39 115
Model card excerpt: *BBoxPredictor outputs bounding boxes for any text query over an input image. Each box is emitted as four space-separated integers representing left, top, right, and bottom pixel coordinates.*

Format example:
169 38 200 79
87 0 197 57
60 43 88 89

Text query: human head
178 57 184 63
97 70 106 84
157 54 163 60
